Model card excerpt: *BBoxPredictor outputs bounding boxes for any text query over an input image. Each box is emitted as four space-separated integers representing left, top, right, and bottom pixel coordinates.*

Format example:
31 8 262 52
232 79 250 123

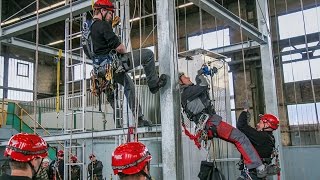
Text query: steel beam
211 41 260 55
156 0 183 179
0 126 161 145
256 0 286 179
189 0 267 44
1 37 92 63
0 0 91 40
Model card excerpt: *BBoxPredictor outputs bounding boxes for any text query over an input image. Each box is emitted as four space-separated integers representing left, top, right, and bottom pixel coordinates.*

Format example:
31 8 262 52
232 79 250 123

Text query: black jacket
180 83 215 123
88 160 103 177
0 174 32 180
69 165 81 180
236 111 275 158
48 159 64 180
91 19 121 55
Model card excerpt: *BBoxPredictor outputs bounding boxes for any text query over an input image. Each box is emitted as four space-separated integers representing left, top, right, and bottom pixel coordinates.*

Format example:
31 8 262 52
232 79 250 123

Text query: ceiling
0 0 242 50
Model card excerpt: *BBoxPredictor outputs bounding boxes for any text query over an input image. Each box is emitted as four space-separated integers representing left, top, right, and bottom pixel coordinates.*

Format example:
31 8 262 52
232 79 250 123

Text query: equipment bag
198 161 225 180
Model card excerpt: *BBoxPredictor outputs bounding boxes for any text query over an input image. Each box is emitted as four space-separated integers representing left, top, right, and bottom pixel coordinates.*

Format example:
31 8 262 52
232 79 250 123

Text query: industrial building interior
0 0 319 179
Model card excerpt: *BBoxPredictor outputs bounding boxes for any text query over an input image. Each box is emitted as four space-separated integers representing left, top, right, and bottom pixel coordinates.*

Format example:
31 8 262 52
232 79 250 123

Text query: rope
181 120 202 149
237 0 249 102
299 0 320 127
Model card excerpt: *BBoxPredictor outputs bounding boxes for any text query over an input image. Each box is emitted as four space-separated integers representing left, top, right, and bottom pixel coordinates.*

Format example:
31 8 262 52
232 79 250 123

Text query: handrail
14 102 64 149
0 101 8 127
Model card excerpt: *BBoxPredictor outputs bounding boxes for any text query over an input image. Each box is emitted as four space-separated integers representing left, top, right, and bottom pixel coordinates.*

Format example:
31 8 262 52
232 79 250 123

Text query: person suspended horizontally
179 66 275 179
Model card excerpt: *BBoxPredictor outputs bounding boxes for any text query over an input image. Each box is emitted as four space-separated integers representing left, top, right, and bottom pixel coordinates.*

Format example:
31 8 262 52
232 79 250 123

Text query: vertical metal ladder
63 1 87 179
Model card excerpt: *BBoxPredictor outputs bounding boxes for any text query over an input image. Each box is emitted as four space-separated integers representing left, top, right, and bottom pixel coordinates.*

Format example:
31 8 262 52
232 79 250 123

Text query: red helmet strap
112 151 150 171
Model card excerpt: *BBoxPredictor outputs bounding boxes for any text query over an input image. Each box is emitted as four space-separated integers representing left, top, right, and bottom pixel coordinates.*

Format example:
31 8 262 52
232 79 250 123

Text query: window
283 59 320 83
17 62 29 77
278 6 320 39
188 28 230 50
287 103 320 125
0 56 4 86
8 58 33 90
7 90 33 101
146 46 155 53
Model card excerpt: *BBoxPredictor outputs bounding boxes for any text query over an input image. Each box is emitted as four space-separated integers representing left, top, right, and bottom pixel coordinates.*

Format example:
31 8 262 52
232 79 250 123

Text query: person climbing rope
0 133 48 180
236 107 281 180
88 0 167 127
111 142 152 180
179 70 274 179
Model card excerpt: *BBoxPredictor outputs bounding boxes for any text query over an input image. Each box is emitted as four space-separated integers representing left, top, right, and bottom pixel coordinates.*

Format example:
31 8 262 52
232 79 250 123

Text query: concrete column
156 0 184 179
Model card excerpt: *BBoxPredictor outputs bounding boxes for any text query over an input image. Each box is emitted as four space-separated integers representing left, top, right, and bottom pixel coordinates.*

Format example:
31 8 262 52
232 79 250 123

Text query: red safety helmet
94 0 115 12
70 155 78 162
112 142 152 175
260 114 280 130
4 133 48 162
57 150 64 157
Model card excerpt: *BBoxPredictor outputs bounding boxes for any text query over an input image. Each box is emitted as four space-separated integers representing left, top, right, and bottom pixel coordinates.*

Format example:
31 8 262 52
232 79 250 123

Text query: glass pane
287 103 320 125
0 56 3 86
283 61 311 82
278 6 320 39
188 28 230 50
7 90 33 101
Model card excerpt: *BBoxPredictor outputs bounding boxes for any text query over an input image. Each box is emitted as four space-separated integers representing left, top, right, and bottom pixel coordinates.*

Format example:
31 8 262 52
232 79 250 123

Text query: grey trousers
107 48 159 118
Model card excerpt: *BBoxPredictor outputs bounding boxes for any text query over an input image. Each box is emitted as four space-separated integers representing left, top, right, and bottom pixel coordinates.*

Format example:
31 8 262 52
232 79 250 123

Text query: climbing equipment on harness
181 112 217 149
90 50 131 111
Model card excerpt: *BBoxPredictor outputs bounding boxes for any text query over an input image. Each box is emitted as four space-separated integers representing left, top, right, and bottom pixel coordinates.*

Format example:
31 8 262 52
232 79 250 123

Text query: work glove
241 99 251 122
112 16 120 28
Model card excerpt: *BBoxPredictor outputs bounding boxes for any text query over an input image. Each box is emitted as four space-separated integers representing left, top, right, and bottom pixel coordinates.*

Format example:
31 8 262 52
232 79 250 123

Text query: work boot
138 116 153 127
257 164 279 178
267 164 280 175
149 74 167 94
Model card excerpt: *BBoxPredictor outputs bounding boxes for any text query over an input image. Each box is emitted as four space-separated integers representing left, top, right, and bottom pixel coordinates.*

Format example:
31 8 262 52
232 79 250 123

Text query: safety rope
299 0 320 127
181 114 202 149
237 0 249 103
33 0 40 134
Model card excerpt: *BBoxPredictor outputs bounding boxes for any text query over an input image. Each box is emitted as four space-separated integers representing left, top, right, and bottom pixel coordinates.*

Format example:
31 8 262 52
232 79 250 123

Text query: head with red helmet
70 155 78 163
4 133 48 179
112 142 152 180
256 113 280 131
93 0 115 22
57 149 64 160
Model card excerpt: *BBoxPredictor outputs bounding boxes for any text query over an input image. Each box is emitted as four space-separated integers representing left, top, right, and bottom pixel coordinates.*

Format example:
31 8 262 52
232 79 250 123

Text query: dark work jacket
180 84 215 123
48 159 64 180
91 19 121 56
0 174 32 180
69 165 81 180
237 111 275 158
88 160 103 177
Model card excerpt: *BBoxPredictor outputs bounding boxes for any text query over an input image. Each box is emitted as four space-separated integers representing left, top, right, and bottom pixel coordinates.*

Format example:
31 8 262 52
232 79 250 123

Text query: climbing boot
149 74 167 94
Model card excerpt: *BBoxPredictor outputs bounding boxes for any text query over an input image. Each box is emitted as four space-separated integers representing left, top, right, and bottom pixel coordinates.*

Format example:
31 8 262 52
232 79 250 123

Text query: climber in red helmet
0 133 48 180
237 105 281 179
69 155 81 180
90 0 167 127
112 142 152 180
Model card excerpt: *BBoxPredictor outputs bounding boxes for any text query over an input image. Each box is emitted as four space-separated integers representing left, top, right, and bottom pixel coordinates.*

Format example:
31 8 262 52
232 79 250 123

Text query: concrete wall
283 146 320 180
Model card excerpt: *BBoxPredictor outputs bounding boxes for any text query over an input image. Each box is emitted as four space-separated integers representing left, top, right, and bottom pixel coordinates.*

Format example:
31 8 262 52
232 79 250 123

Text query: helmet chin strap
28 158 43 180
141 162 152 180
141 171 152 180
